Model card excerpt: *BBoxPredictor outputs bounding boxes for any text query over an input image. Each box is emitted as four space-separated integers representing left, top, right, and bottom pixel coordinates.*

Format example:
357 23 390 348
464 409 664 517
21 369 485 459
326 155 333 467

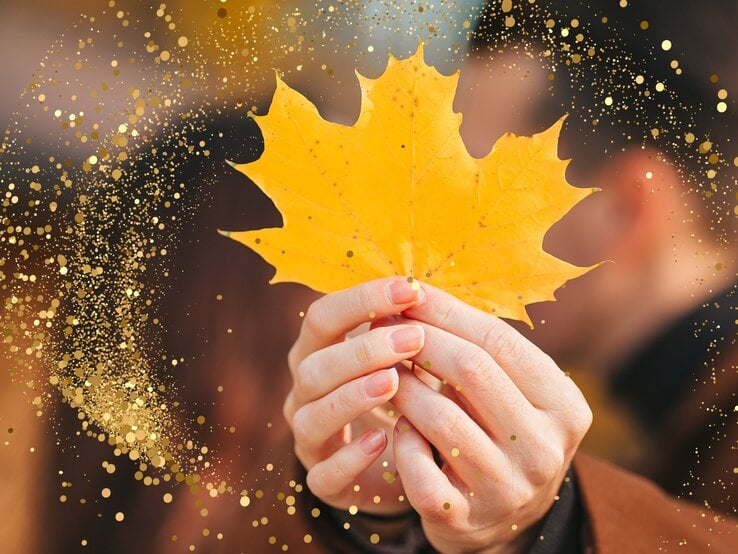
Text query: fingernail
359 429 386 455
395 416 412 435
388 279 422 305
365 368 398 398
389 325 424 353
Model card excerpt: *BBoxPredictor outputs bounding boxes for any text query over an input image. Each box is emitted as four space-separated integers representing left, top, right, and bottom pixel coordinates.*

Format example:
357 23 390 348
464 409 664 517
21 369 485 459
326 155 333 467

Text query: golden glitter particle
115 512 125 522
442 502 451 510
368 311 376 319
639 20 649 30
348 505 358 515
733 157 738 167
661 39 672 51
369 533 380 545
604 96 613 106
163 493 173 504
310 508 320 518
304 534 313 544
382 471 396 484
196 415 206 425
372 495 381 504
685 132 696 144
718 89 728 100
451 447 460 457
510 434 517 441
717 102 727 113
240 495 251 508
511 523 519 531
101 487 111 498
177 36 189 47
645 171 653 180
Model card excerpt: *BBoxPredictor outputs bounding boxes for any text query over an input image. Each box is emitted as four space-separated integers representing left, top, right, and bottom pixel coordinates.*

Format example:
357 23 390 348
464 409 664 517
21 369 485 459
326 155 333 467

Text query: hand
283 277 426 515
389 284 593 553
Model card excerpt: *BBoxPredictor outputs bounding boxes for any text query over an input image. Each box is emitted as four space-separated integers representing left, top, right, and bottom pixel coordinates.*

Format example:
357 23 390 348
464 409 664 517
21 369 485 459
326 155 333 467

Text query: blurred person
283 1 738 552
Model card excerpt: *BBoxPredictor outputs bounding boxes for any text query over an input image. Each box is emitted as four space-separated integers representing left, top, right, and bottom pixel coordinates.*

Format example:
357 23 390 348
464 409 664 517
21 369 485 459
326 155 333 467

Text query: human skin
283 277 592 553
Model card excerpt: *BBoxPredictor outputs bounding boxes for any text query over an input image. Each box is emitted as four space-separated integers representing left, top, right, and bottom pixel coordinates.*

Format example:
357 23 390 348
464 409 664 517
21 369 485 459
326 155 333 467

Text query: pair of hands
283 278 592 553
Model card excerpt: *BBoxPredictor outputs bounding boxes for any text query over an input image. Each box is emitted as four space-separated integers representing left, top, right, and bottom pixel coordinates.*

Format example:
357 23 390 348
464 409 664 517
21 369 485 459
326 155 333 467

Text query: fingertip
387 366 399 389
394 415 413 436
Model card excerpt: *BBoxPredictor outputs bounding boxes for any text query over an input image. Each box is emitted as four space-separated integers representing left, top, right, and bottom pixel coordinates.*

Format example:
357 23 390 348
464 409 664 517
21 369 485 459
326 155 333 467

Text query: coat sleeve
573 452 737 553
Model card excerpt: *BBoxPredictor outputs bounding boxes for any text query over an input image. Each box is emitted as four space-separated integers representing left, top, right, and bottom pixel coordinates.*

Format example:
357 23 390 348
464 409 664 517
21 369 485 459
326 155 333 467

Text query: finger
306 428 387 499
292 368 399 455
403 283 579 411
294 323 424 403
394 416 468 525
289 277 426 369
393 370 505 489
397 318 537 438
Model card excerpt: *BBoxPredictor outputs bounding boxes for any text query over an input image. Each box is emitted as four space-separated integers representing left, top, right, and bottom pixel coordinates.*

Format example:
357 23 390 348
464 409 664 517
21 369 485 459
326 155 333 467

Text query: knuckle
294 357 316 396
454 346 491 388
291 406 313 447
335 380 359 411
507 481 537 511
282 394 295 427
293 442 313 469
354 333 375 365
572 402 594 438
484 326 526 365
303 301 328 340
430 403 464 439
415 490 456 525
435 300 459 330
287 343 300 374
356 283 376 313
331 451 353 484
527 443 565 486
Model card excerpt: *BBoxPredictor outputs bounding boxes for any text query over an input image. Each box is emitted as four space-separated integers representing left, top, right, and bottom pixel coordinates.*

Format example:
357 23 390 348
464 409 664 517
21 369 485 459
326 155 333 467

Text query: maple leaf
224 44 596 326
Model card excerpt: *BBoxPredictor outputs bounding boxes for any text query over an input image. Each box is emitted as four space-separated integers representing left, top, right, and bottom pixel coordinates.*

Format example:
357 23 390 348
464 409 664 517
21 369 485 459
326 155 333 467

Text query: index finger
289 277 426 368
402 283 578 409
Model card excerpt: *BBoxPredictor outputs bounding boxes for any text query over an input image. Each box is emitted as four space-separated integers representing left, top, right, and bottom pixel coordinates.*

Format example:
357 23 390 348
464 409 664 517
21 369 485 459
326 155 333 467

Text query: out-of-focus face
455 52 622 368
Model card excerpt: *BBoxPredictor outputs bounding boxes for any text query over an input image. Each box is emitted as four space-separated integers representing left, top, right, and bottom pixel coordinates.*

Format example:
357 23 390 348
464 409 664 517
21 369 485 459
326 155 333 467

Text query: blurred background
1 1 735 552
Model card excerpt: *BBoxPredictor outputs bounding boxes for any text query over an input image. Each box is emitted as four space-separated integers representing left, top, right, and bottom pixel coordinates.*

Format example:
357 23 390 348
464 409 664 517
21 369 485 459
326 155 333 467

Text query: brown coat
575 453 737 553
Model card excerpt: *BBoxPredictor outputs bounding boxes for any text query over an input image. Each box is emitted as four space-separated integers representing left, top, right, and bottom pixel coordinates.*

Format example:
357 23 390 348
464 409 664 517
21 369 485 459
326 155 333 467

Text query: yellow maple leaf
224 44 596 326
